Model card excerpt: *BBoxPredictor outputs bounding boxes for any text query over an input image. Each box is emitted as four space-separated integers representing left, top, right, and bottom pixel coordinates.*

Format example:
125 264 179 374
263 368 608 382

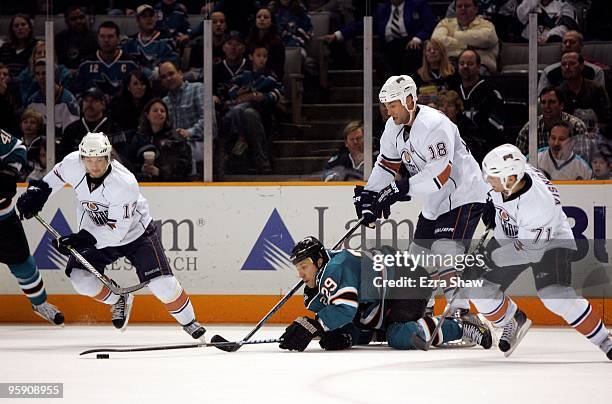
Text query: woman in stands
127 98 192 182
0 14 37 77
109 70 154 133
246 7 286 80
414 38 457 105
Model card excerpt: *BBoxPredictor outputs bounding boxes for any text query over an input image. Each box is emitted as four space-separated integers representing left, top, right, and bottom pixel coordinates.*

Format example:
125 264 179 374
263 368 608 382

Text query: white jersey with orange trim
366 105 487 219
42 151 152 249
489 164 576 268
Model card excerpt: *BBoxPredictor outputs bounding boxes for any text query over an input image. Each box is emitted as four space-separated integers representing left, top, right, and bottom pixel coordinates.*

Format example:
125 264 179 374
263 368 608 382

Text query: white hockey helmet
379 75 418 110
79 132 112 159
482 144 526 194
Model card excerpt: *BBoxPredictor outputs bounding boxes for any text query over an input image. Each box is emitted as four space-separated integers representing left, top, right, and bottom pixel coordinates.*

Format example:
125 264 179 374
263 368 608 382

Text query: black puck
96 354 110 359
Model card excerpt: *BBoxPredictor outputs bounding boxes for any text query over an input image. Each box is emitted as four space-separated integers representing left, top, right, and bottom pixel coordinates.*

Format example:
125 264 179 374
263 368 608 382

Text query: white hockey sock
538 285 608 346
148 276 196 326
70 269 120 305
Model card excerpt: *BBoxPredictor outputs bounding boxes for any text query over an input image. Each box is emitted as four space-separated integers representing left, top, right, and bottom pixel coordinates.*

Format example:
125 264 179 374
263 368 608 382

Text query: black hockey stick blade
210 334 242 352
79 338 281 355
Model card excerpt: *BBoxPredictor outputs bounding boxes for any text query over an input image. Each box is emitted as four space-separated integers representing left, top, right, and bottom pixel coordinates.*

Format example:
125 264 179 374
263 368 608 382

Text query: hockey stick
211 217 365 352
79 338 282 356
411 227 493 351
34 214 149 295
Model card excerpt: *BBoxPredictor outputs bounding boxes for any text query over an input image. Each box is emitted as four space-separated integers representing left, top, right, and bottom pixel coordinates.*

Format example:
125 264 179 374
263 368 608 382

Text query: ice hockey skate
461 319 492 349
599 333 612 360
499 308 532 357
32 302 64 326
183 320 206 341
111 293 134 331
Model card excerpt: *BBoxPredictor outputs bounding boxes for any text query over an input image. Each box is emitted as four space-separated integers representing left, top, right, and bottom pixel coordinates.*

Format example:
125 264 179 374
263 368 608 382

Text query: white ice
1 325 610 404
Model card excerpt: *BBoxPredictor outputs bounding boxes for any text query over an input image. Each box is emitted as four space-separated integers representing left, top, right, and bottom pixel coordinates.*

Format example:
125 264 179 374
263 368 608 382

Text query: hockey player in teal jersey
279 236 491 352
0 130 64 325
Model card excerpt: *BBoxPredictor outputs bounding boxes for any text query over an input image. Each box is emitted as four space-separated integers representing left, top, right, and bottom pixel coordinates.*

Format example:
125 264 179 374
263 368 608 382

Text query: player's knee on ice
386 319 462 350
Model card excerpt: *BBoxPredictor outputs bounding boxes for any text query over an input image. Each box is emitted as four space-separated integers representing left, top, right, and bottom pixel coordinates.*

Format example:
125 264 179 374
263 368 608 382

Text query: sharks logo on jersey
81 200 116 229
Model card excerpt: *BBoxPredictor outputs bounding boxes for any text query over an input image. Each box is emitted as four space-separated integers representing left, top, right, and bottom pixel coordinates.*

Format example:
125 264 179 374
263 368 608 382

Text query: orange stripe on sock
165 290 189 313
93 285 112 302
574 308 602 336
484 296 510 323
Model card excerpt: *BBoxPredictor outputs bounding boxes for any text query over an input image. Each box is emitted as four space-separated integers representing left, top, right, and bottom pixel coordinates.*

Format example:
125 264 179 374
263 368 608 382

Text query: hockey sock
538 285 608 346
69 269 120 305
9 256 47 306
148 276 196 326
416 316 462 347
474 294 517 328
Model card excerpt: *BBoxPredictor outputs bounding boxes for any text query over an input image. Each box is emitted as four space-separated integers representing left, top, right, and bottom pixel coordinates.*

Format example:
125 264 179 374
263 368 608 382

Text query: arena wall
1 182 610 325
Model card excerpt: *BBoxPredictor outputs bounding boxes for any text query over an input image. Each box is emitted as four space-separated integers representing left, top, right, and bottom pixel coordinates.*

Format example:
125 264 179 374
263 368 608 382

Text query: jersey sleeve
92 179 140 248
365 119 402 192
42 152 78 196
407 123 455 197
311 259 359 332
0 130 27 173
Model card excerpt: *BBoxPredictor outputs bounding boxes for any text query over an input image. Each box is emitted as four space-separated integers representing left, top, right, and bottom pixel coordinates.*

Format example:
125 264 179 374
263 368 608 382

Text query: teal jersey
0 130 27 218
306 249 385 332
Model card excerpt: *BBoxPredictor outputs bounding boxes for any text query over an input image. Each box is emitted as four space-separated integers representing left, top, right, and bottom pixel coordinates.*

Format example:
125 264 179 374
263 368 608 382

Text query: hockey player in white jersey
469 144 612 358
354 74 489 317
16 133 206 339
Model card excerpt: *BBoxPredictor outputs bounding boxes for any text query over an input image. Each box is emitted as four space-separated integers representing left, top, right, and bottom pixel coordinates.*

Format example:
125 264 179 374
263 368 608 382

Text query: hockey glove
0 167 18 201
481 196 496 230
376 180 411 219
16 180 52 220
52 229 97 256
319 328 353 351
279 316 323 351
358 189 381 227
353 185 364 218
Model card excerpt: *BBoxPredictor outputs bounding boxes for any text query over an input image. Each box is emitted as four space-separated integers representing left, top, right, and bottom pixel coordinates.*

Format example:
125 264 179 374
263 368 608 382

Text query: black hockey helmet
290 236 329 269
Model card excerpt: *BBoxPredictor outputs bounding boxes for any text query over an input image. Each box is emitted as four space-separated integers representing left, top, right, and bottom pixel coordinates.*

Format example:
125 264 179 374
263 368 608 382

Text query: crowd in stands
0 0 610 182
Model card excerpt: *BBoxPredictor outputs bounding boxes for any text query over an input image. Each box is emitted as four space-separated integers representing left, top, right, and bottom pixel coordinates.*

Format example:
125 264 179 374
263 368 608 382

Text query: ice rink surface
1 324 610 404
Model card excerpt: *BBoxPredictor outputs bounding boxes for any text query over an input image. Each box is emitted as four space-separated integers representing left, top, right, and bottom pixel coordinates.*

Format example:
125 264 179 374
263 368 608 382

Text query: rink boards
1 182 611 324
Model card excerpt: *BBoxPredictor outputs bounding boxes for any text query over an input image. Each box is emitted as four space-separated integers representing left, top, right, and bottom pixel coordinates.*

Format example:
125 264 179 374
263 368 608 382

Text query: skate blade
503 318 532 358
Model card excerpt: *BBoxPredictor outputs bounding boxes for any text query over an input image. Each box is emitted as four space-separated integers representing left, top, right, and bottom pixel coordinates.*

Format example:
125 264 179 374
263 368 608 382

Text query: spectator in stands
414 38 457 105
127 98 192 181
304 0 350 33
18 108 43 148
323 120 366 181
26 59 80 137
224 45 284 174
213 32 249 104
155 0 191 42
432 0 499 73
273 0 313 59
122 4 180 75
25 136 48 181
190 11 228 68
160 60 212 175
536 121 592 180
74 21 139 97
557 51 612 136
538 31 605 93
109 69 153 132
246 7 286 79
450 49 504 150
0 63 21 133
591 153 611 180
18 41 72 105
517 86 593 161
0 14 36 78
516 0 578 43
321 0 436 77
436 89 484 162
55 6 98 70
212 0 259 37
60 87 126 160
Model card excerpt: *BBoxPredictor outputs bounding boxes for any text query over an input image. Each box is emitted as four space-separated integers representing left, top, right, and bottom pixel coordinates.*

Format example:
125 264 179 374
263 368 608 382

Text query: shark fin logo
33 209 72 270
241 209 295 271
